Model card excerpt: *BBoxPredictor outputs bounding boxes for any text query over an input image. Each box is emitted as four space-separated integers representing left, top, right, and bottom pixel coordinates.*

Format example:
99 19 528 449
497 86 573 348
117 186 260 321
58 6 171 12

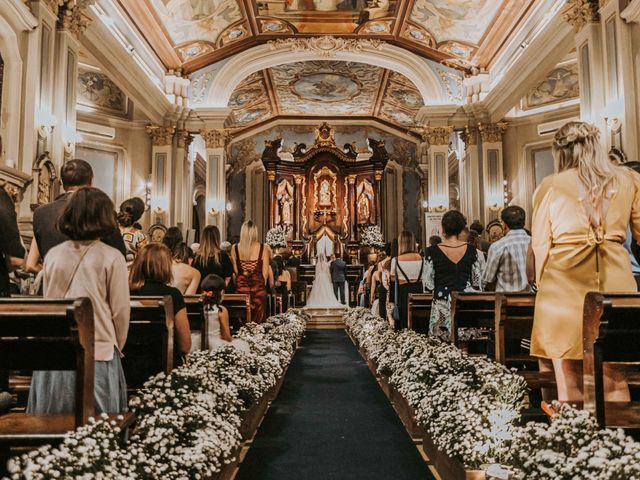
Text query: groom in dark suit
329 254 347 305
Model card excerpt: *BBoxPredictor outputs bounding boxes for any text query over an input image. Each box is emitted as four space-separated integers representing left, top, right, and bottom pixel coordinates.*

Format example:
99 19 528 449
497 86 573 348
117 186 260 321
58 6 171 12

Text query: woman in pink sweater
27 187 130 414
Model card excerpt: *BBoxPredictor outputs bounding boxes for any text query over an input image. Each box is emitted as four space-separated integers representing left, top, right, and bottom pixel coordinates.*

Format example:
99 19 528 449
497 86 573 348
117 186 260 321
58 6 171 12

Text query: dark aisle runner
236 329 434 480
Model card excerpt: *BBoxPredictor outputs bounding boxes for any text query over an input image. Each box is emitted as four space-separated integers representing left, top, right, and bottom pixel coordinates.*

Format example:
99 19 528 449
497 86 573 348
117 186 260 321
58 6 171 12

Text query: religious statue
358 193 371 224
319 179 331 205
278 193 293 225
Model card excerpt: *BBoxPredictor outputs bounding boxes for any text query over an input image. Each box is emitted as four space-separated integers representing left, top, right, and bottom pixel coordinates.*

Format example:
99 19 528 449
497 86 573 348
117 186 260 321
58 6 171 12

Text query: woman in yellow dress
531 121 640 402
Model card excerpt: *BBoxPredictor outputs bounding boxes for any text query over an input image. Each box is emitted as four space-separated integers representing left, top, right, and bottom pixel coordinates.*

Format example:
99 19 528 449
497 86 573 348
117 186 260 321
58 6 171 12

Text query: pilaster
423 126 453 212
175 129 193 232
146 125 175 226
200 128 229 236
478 122 507 222
460 126 481 222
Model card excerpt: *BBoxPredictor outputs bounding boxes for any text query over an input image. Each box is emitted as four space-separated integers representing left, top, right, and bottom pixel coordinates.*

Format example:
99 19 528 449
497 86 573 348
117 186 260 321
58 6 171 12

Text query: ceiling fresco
224 61 425 129
121 0 537 72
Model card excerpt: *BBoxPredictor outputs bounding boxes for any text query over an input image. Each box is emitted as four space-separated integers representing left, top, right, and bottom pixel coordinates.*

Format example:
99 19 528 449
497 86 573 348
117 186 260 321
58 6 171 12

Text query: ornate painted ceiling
119 0 538 72
224 60 425 129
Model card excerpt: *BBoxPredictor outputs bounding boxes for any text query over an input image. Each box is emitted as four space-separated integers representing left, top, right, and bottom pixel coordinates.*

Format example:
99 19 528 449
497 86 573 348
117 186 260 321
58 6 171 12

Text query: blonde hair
129 243 173 290
197 225 221 264
398 231 417 255
238 220 259 259
553 122 623 214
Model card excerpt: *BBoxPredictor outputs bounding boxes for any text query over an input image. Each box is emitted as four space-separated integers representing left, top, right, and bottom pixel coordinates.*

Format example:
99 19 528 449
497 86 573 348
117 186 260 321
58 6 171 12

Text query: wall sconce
36 111 57 138
151 196 168 215
63 130 84 155
421 200 429 210
226 202 233 212
428 195 448 212
207 198 224 216
145 175 152 211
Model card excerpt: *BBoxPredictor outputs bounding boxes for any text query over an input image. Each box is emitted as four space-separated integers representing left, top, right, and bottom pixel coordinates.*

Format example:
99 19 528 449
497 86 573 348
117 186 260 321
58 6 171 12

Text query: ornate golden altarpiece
261 123 389 262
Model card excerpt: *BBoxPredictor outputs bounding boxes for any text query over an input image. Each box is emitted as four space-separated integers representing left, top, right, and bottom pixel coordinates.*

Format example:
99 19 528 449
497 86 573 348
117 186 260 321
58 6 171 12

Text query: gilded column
347 174 357 240
200 128 229 235
175 130 193 231
374 170 384 234
460 126 481 223
478 122 508 222
425 126 453 212
146 125 176 226
266 170 276 232
294 175 304 240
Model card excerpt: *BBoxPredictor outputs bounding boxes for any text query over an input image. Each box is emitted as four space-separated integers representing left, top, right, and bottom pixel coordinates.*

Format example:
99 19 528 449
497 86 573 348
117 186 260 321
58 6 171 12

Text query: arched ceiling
120 0 539 73
225 60 425 129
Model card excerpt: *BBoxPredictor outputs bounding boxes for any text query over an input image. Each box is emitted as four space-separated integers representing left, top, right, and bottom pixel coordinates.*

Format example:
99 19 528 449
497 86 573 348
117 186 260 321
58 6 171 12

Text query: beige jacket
43 240 130 361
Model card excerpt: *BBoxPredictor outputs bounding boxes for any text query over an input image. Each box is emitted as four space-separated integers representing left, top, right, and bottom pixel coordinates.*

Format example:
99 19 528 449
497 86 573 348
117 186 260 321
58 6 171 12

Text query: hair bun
554 122 600 148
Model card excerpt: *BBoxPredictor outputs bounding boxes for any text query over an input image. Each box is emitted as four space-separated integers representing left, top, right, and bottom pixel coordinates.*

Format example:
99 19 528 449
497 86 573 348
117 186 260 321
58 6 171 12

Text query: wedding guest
0 187 25 297
171 242 201 295
483 206 530 292
467 230 486 288
162 226 183 252
470 220 491 253
390 231 424 331
200 274 249 352
28 160 126 274
428 235 442 248
531 121 640 402
129 243 192 358
27 187 129 414
273 256 292 311
117 197 147 266
623 161 640 290
192 225 233 289
231 220 270 324
424 211 483 340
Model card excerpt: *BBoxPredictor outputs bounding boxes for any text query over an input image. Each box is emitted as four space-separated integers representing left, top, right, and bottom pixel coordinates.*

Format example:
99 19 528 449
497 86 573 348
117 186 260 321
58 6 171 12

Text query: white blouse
390 258 425 281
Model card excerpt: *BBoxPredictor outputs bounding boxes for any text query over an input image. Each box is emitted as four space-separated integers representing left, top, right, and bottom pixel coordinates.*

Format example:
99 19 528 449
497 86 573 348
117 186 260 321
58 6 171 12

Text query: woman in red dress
231 220 271 324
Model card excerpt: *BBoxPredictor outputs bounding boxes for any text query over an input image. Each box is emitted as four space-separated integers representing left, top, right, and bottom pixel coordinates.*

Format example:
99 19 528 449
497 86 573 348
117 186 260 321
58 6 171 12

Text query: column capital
562 0 599 33
146 125 175 147
267 171 276 182
347 174 357 185
478 122 508 143
422 126 454 147
176 129 193 149
461 125 479 146
294 174 304 185
200 128 229 149
374 170 383 182
51 1 95 37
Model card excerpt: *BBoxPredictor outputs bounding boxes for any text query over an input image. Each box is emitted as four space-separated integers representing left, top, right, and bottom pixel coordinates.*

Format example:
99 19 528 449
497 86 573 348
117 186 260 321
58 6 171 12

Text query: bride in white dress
305 252 346 309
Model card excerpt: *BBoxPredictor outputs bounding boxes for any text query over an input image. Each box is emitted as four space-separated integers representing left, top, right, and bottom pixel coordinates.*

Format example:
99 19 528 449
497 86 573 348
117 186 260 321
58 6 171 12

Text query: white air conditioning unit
537 117 579 136
76 121 116 140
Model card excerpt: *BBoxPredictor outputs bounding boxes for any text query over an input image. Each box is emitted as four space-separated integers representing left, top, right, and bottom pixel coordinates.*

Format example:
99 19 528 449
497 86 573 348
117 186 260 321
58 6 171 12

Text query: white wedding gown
305 254 346 309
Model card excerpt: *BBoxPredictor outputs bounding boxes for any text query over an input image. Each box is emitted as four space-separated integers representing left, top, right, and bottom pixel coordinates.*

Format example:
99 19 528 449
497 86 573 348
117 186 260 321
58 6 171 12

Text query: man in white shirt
483 206 531 292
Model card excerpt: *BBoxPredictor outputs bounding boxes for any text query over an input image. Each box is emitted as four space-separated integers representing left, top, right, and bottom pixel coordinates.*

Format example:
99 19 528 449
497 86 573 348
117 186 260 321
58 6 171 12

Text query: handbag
392 261 400 322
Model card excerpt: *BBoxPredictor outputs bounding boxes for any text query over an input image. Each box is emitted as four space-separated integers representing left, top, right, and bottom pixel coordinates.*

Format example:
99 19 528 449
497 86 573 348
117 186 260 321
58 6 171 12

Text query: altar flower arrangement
360 225 385 248
266 226 288 249
6 311 306 479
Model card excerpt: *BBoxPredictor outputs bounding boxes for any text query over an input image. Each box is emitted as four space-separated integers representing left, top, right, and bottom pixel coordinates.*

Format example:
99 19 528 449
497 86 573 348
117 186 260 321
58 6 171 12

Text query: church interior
2 0 640 478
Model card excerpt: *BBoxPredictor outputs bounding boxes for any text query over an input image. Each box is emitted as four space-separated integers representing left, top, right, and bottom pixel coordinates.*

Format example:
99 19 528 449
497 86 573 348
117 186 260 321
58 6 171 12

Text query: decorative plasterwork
77 65 129 117
176 130 193 149
226 71 273 127
524 62 579 110
478 122 508 143
146 125 175 146
461 126 479 146
412 126 453 147
0 165 31 204
48 0 95 36
563 0 600 32
268 36 384 59
200 128 230 149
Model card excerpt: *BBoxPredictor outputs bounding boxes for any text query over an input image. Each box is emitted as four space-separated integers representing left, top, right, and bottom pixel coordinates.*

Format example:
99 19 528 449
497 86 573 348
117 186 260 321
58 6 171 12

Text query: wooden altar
262 123 389 263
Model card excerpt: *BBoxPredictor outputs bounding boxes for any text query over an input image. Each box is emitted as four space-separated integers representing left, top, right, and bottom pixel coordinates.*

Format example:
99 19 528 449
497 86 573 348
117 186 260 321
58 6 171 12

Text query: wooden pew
0 298 133 469
183 294 251 350
583 292 640 430
124 296 174 392
495 293 555 391
291 281 308 308
450 292 496 353
407 293 433 333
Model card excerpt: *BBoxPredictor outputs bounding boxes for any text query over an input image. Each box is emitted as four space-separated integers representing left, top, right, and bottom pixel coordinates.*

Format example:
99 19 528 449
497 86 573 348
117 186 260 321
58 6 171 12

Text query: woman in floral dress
423 210 483 341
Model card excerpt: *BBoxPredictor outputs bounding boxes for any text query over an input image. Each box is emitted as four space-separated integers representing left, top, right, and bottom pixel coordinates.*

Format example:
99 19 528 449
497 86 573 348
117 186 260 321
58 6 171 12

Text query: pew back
407 293 433 333
583 292 640 428
0 298 95 425
124 296 174 391
450 292 496 350
495 293 537 368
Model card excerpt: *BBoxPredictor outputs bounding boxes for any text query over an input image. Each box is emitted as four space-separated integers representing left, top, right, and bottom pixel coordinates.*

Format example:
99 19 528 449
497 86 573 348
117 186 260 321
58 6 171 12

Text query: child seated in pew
129 243 192 362
199 274 249 353
28 187 130 415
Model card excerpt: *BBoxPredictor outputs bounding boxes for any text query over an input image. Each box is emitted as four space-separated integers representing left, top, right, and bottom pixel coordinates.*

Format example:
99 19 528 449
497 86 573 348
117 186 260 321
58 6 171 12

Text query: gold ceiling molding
478 122 508 143
200 128 230 149
268 36 384 59
146 125 175 147
563 0 600 33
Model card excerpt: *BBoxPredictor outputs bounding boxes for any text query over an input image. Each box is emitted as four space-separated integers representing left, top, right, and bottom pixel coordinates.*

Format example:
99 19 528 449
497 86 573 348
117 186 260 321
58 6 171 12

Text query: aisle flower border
7 310 309 480
344 307 640 479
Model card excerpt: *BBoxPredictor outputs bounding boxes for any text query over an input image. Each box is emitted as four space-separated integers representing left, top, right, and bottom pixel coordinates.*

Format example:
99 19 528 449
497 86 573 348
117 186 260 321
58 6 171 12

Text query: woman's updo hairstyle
117 197 145 228
200 274 225 309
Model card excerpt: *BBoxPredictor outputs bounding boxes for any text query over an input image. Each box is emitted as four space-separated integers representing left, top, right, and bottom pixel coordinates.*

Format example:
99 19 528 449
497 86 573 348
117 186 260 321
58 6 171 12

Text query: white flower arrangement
265 226 288 249
360 225 385 248
345 307 640 477
7 311 307 479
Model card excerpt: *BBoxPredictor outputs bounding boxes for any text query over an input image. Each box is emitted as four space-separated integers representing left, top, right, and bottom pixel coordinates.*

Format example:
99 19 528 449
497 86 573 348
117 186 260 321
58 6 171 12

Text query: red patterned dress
233 243 268 324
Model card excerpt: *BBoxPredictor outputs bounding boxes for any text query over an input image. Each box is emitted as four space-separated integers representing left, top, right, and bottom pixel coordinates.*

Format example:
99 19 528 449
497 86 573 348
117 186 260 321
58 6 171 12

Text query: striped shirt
482 229 531 292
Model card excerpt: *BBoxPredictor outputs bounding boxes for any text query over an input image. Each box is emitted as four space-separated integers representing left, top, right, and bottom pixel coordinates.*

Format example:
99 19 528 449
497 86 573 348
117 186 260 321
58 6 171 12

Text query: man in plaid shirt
483 206 531 292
